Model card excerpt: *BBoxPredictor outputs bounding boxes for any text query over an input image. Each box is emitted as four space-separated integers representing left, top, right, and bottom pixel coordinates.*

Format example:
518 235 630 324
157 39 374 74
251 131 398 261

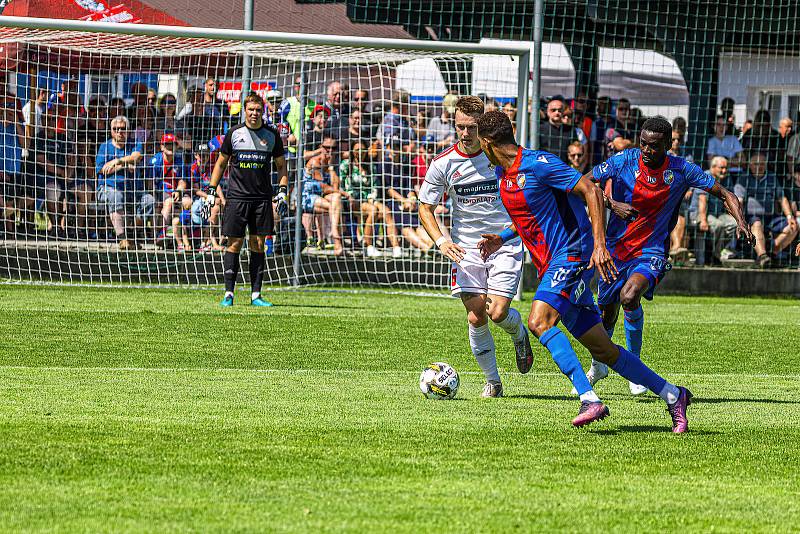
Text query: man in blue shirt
95 115 153 250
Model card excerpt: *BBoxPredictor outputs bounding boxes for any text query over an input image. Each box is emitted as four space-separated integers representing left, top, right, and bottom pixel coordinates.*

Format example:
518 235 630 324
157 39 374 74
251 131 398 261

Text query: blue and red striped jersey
592 148 714 262
497 147 594 278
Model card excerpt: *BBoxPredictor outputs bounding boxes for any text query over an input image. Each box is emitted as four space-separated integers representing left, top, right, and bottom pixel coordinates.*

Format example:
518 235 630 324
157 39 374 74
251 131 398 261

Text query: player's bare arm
419 202 465 263
582 171 638 222
709 182 753 244
572 175 618 283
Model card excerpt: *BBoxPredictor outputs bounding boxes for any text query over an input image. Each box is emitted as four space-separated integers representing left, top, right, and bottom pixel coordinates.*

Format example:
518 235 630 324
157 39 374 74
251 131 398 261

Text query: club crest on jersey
663 169 674 185
516 173 526 188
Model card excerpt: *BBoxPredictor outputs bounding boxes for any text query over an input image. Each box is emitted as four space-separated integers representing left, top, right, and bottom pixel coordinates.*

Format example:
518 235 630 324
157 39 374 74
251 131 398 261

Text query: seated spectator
539 96 579 162
669 129 693 162
108 97 128 122
301 136 347 256
741 109 784 177
154 92 178 139
707 114 744 173
734 152 798 267
720 97 739 136
340 142 401 257
427 103 455 149
133 105 158 157
502 102 517 131
566 141 588 173
672 116 687 142
412 109 431 145
571 94 592 141
190 145 224 252
690 156 738 263
36 110 76 238
592 95 613 164
303 105 333 161
375 141 432 255
338 109 370 157
379 90 415 149
146 133 190 250
95 115 152 250
667 128 696 262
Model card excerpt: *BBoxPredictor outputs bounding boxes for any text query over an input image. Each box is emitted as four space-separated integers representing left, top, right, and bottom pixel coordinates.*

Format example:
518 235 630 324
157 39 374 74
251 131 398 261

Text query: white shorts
450 243 523 299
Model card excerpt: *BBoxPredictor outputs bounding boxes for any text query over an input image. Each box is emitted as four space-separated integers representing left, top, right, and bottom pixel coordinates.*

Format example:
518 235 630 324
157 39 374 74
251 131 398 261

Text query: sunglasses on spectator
568 152 584 158
112 126 127 131
549 107 564 113
321 145 336 150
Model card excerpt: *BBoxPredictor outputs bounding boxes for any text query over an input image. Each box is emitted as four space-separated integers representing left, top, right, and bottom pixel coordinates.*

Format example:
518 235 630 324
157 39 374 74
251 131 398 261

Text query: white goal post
0 15 531 290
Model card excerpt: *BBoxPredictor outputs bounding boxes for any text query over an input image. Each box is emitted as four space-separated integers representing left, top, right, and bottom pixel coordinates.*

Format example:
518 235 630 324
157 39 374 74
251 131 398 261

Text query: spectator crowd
1 70 799 267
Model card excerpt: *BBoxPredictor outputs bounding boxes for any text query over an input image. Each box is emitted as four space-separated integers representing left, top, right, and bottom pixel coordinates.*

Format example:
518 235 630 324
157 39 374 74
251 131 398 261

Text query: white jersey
419 144 519 248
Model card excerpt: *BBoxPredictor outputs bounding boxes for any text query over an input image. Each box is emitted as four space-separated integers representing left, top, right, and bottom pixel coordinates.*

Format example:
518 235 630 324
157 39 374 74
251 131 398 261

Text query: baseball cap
313 104 330 117
161 132 176 144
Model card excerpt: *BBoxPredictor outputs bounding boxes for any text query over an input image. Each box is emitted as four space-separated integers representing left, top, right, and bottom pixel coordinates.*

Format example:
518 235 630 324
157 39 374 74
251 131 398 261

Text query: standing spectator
301 136 347 255
427 103 456 149
787 127 800 176
740 109 785 178
610 98 638 142
672 116 687 142
76 95 108 238
720 97 739 136
571 94 593 140
566 141 588 173
22 87 47 147
176 80 226 151
146 133 190 249
691 156 738 263
592 95 613 164
36 110 76 238
734 152 798 267
707 114 744 172
0 89 24 235
538 96 578 163
669 129 693 162
95 115 149 250
379 90 415 149
778 117 793 141
322 81 343 130
503 101 517 132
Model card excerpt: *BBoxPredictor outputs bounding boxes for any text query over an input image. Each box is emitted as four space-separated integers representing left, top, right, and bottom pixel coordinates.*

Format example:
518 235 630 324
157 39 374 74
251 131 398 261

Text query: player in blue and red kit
476 110 697 432
582 117 752 395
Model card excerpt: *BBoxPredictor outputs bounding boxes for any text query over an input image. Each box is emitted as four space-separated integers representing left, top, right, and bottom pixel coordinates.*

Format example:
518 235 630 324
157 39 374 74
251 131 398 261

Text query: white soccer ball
419 362 460 400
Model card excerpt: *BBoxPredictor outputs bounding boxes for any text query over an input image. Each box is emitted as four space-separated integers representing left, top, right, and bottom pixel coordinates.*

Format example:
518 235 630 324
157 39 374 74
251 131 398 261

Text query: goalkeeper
201 92 288 307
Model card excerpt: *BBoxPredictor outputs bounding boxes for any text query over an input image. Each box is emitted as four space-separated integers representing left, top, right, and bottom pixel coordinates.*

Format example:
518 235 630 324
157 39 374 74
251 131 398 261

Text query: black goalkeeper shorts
222 199 274 238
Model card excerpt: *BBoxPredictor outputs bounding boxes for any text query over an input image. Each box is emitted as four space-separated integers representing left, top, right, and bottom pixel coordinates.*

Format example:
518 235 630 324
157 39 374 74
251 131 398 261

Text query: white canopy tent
396 39 690 106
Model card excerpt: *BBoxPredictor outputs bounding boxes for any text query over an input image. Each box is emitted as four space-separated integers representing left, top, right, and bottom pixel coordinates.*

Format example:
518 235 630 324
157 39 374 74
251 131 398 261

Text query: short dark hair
243 92 265 109
477 110 516 145
455 96 484 116
640 116 673 138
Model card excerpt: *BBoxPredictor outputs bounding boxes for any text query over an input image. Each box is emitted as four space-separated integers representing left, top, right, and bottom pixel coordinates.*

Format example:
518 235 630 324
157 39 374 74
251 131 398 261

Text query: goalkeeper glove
200 185 217 221
273 185 288 218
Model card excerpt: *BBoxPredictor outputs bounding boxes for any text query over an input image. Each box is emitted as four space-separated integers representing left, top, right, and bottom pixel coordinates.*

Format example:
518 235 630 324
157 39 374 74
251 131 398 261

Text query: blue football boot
251 296 273 307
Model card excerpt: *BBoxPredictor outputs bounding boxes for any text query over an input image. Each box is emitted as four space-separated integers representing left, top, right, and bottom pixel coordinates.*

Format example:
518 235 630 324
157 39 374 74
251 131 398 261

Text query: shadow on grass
695 397 795 405
506 394 576 401
591 425 722 435
274 303 367 310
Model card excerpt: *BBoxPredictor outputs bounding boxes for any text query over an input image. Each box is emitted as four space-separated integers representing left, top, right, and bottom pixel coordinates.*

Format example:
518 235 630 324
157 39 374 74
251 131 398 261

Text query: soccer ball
419 362 460 400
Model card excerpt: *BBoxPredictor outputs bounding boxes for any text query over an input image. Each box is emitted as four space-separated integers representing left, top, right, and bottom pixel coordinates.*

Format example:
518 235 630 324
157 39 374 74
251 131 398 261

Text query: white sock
496 307 525 341
224 291 234 299
251 292 261 301
659 383 680 405
469 323 500 383
579 390 601 403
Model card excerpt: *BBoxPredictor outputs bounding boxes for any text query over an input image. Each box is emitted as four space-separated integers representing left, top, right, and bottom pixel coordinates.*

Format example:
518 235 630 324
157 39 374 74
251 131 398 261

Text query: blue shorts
302 193 321 213
597 255 671 305
535 260 601 339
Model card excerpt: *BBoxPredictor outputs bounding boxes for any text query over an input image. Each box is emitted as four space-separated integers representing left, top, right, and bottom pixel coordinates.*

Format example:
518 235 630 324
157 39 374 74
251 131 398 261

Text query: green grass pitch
1 286 799 532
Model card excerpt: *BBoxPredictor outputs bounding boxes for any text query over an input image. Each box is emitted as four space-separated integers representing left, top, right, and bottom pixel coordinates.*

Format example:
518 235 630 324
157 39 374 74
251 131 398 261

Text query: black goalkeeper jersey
220 122 284 200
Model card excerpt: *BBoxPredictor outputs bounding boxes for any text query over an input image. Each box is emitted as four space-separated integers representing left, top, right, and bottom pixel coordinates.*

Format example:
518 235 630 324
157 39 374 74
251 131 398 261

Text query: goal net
0 18 530 289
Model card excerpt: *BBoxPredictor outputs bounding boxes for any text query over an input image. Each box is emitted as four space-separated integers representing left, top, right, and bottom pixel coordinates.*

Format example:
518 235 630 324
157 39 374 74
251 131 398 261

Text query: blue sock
610 346 666 393
624 306 644 357
539 326 593 396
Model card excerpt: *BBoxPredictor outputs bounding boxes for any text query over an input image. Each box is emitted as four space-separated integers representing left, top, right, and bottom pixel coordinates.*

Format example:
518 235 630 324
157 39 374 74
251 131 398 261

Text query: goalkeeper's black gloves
200 185 217 221
273 185 288 218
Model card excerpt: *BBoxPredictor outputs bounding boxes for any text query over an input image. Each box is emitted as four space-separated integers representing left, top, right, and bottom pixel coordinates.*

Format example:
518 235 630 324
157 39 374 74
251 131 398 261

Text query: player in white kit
418 96 533 398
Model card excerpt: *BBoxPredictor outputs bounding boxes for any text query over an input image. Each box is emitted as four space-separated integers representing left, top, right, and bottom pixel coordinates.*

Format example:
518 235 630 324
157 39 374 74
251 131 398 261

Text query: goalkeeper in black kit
201 92 289 307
